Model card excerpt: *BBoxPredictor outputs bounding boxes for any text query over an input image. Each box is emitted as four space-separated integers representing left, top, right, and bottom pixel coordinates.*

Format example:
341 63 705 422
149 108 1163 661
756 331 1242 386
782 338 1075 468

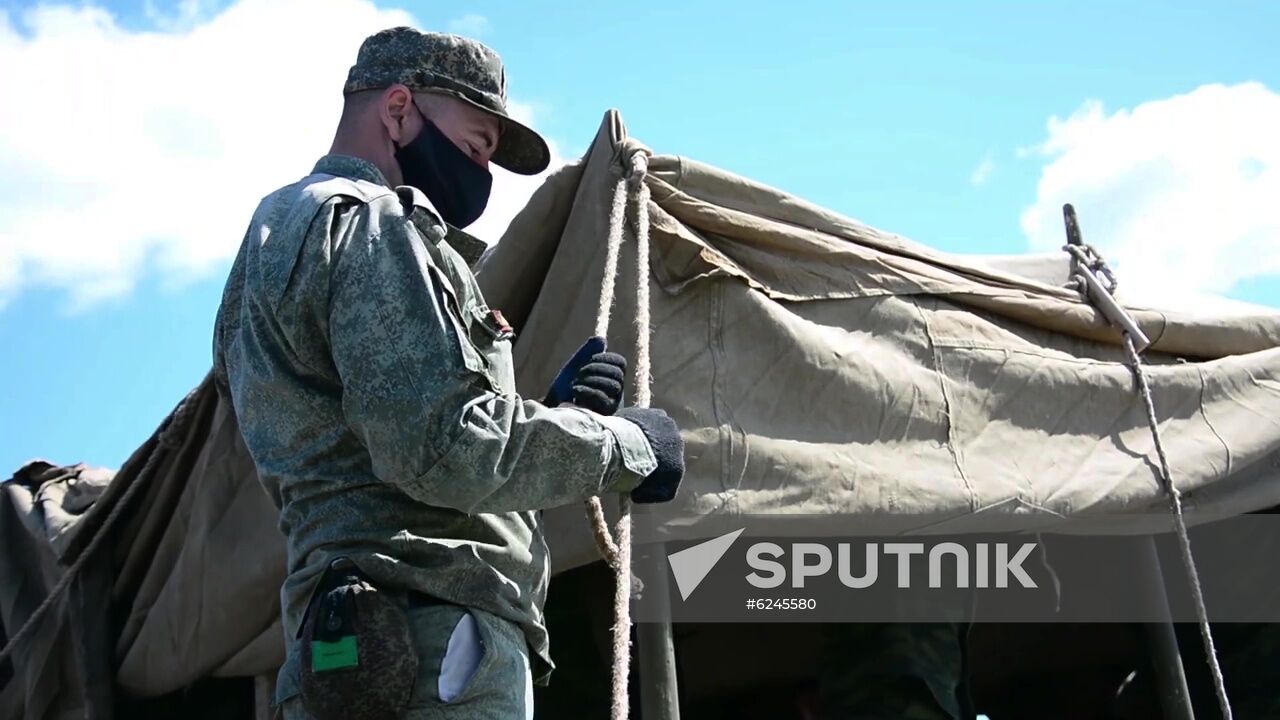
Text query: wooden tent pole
636 544 681 720
1132 536 1196 720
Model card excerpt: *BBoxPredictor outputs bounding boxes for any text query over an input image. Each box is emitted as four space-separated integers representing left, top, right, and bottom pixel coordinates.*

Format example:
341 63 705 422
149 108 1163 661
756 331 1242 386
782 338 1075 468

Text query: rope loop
1064 242 1119 296
627 151 650 183
582 146 653 720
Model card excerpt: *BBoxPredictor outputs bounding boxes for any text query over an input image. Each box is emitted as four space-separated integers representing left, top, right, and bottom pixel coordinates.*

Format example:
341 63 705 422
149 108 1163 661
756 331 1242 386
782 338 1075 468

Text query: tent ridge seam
709 281 735 494
916 298 978 513
1196 364 1233 477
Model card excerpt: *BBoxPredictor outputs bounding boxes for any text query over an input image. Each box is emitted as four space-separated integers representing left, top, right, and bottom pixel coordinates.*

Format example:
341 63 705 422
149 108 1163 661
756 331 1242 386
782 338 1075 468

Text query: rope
585 170 634 569
1122 335 1233 720
595 168 631 340
1067 242 1233 720
631 154 653 410
0 381 204 667
583 151 651 720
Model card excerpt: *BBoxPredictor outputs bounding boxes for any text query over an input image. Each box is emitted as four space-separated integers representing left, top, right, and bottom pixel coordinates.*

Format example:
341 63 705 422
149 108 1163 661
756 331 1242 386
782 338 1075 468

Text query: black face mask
394 103 493 228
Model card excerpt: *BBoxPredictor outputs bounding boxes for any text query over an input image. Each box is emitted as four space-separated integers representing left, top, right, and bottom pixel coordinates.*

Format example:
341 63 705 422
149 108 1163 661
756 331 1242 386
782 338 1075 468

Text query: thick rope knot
627 151 650 183
582 149 652 720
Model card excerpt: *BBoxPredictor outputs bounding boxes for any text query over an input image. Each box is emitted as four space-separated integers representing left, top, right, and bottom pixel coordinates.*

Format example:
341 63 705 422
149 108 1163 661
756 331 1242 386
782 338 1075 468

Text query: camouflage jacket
212 154 657 704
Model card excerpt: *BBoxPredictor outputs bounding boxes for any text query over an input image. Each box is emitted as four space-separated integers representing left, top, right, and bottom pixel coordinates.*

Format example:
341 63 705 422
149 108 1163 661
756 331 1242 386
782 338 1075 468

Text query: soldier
212 26 686 720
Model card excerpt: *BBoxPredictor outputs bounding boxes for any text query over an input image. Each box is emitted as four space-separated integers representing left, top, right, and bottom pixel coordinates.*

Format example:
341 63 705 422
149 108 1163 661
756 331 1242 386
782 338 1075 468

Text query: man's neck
328 137 398 188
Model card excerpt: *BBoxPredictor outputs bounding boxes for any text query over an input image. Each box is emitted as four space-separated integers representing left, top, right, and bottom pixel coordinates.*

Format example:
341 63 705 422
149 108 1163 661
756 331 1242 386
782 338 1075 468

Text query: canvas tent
3 110 1279 719
482 112 1280 567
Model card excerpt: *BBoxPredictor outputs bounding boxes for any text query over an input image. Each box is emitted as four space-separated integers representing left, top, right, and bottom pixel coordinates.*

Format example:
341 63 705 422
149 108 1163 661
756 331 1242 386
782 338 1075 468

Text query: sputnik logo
666 528 745 600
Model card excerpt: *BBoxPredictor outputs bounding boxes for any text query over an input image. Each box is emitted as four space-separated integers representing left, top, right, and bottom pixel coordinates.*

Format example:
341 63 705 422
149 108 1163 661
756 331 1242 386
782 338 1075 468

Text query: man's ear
380 85 415 145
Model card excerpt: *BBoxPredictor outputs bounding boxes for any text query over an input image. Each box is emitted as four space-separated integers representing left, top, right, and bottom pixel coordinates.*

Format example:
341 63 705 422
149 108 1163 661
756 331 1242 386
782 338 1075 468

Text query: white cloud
969 153 995 186
143 0 219 32
0 1 564 310
1020 83 1280 312
446 13 490 37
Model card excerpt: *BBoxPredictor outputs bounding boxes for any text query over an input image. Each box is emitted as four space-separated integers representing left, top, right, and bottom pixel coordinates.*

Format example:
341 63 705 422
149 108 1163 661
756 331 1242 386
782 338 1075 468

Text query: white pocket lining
438 611 483 702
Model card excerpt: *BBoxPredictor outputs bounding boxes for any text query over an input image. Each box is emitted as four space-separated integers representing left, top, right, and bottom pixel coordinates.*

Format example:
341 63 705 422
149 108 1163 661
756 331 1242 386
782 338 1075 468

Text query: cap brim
491 114 551 175
419 89 551 175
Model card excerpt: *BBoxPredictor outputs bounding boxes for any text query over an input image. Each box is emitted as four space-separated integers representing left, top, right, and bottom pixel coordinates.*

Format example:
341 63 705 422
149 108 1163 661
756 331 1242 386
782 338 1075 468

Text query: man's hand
615 407 685 504
548 338 683 503
570 353 626 416
545 337 627 415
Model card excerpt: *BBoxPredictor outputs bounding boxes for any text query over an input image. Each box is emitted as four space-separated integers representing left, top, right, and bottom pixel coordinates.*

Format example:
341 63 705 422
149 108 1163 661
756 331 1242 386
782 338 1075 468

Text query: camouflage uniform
212 151 657 717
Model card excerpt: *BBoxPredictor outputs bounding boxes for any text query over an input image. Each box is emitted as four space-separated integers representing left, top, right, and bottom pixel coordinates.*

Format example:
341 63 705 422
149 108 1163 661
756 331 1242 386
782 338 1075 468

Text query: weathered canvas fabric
0 379 286 719
3 110 1280 718
477 111 1280 569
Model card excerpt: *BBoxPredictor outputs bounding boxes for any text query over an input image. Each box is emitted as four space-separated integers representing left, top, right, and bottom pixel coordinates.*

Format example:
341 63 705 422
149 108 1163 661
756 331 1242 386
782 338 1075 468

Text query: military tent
3 110 1279 719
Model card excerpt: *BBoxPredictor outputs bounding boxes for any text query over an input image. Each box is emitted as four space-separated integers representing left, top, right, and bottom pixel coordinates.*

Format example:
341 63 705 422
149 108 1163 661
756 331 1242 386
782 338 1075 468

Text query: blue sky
2 0 1278 472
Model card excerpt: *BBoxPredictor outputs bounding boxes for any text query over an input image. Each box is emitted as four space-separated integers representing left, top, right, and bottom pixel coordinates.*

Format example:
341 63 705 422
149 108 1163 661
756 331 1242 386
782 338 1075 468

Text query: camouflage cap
345 26 550 175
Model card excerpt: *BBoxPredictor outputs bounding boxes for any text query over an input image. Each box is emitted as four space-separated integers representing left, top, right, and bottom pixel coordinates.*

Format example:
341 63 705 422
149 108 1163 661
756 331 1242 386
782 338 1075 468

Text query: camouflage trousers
815 622 972 720
282 596 534 720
